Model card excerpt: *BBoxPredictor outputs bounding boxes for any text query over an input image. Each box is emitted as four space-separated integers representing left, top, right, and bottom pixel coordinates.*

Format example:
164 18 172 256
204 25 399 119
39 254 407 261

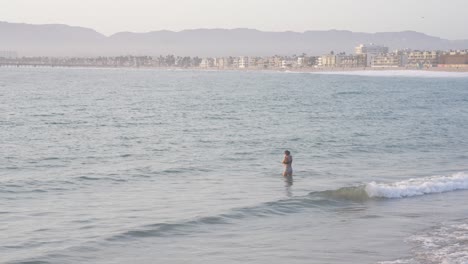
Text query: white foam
309 70 468 78
379 220 468 264
365 172 468 198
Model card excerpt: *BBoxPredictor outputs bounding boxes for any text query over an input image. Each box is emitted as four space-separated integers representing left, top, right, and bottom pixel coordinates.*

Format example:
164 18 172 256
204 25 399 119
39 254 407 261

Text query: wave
10 172 468 264
365 172 468 198
309 172 468 202
106 172 468 241
380 219 468 264
308 70 468 78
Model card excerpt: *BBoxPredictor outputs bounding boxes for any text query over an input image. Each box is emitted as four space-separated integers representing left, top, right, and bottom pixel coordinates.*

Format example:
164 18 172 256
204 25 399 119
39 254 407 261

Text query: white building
355 44 389 55
315 56 323 67
297 57 305 66
0 50 18 59
320 54 338 67
239 56 249 68
371 53 408 68
355 44 389 67
281 60 293 68
407 51 439 68
199 58 214 68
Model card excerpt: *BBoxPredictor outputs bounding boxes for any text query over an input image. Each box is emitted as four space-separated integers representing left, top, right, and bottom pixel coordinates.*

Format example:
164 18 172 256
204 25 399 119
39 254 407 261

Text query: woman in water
282 150 293 177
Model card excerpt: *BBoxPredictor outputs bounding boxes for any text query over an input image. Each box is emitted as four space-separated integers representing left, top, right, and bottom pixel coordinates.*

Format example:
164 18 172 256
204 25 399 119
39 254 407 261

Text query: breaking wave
311 172 468 201
365 172 468 198
105 172 468 241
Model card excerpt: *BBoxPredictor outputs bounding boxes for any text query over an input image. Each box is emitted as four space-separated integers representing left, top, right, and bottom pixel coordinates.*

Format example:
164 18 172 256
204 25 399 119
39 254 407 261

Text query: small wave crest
365 172 468 198
309 70 468 78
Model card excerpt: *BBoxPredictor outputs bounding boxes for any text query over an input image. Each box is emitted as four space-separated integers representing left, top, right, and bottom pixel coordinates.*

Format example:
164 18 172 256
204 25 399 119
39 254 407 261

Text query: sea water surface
1 68 468 264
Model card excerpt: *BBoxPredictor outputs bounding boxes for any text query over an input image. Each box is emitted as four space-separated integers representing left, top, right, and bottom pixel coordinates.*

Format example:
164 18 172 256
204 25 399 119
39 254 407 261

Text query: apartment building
0 50 18 59
355 44 389 55
438 50 468 67
355 44 389 66
371 53 408 68
337 54 367 68
199 58 214 68
407 51 440 68
320 54 338 67
238 56 249 68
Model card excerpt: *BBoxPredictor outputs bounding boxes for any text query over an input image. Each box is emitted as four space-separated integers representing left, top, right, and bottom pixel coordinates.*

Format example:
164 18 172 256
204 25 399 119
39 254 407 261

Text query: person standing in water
282 150 293 177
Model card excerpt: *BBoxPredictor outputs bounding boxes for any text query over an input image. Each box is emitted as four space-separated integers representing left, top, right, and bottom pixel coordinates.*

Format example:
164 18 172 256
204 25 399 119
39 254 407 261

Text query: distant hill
1 21 467 57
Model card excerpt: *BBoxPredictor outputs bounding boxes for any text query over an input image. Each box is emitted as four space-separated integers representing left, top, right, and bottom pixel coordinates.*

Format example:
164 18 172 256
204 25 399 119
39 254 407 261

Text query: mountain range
1 21 467 57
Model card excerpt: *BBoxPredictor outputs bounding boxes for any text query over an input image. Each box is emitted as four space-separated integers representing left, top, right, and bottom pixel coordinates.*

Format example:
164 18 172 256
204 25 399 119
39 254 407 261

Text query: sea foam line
308 70 468 78
365 172 468 198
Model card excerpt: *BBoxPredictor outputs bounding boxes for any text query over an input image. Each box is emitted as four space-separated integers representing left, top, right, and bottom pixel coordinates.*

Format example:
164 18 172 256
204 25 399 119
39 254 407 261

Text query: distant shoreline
1 64 468 73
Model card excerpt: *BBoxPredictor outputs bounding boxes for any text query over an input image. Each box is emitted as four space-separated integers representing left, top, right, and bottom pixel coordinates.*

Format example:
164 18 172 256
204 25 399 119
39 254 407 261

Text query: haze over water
1 68 468 263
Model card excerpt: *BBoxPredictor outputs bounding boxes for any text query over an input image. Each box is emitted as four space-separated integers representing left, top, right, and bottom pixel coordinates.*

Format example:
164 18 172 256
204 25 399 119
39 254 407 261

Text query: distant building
231 57 240 68
0 50 18 59
407 51 440 68
307 56 318 67
273 57 282 68
254 57 268 69
355 44 389 66
355 44 389 55
315 56 323 67
438 50 468 68
297 57 305 67
213 57 233 69
239 56 249 68
320 54 338 67
371 53 408 68
199 58 214 68
337 54 367 68
281 60 293 68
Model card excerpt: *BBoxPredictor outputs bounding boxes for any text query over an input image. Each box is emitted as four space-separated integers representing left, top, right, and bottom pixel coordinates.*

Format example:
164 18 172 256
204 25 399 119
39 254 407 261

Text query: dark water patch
30 113 59 117
352 132 369 137
79 225 96 230
27 189 48 194
30 211 54 217
108 222 204 240
4 184 22 188
75 176 128 183
44 122 72 125
33 228 51 233
334 91 363 96
76 176 100 181
42 157 60 161
131 174 151 179
312 186 371 202
398 213 423 219
69 218 101 224
9 261 51 264
160 168 184 174
107 191 366 242
359 214 383 219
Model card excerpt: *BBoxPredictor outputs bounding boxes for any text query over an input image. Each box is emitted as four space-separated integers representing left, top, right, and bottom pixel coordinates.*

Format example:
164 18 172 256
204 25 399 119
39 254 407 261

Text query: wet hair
284 150 290 155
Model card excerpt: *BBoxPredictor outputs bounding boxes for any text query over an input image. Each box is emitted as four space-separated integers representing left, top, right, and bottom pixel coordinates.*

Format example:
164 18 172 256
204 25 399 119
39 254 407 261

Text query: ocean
1 67 468 264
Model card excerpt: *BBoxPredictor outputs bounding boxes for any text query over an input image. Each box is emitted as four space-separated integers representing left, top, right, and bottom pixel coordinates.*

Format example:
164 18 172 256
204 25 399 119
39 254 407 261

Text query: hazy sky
1 0 467 39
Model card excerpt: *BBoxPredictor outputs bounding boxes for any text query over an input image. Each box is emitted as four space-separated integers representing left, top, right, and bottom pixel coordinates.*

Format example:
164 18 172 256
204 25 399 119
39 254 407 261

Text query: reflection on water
284 175 293 197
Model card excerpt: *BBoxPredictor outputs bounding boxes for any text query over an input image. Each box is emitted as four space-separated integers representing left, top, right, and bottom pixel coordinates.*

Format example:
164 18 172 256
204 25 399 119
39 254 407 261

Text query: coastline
2 64 468 73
